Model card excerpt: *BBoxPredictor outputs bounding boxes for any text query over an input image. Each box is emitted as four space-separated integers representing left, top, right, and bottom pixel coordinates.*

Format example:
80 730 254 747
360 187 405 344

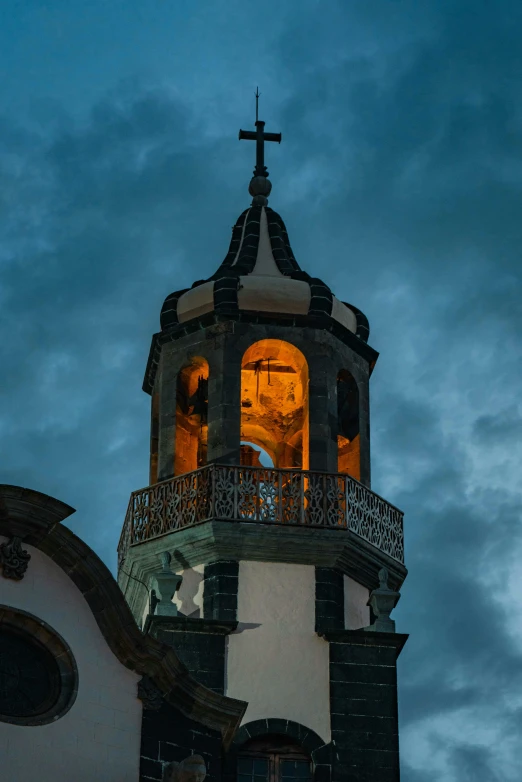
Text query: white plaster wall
238 276 311 315
331 297 357 333
173 564 204 617
0 537 142 782
344 574 370 629
140 564 205 629
226 561 330 743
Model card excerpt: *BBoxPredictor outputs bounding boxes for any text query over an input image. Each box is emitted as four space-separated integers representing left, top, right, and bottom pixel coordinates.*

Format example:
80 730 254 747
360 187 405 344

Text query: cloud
1 2 521 780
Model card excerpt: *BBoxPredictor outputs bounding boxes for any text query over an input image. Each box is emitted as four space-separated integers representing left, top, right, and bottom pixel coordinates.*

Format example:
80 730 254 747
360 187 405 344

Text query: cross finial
238 90 282 204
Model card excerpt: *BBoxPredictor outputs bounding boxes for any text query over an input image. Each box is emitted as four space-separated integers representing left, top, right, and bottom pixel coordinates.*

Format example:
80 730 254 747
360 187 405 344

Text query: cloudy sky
1 0 521 778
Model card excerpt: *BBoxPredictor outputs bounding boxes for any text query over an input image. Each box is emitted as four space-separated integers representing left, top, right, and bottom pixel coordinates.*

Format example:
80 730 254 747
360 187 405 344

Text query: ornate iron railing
117 465 404 567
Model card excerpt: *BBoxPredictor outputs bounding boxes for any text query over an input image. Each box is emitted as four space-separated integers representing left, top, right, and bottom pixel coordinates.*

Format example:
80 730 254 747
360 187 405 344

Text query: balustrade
117 465 404 567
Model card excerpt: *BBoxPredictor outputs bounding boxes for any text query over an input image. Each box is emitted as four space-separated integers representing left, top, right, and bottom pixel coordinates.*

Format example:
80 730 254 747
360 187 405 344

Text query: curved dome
161 203 369 342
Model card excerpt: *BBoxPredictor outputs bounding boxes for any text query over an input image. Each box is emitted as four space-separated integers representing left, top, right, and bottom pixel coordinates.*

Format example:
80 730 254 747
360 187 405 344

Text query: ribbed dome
160 203 369 342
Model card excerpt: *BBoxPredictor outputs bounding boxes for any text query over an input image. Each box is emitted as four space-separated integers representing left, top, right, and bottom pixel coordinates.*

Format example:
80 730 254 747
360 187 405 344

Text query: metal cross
239 88 282 178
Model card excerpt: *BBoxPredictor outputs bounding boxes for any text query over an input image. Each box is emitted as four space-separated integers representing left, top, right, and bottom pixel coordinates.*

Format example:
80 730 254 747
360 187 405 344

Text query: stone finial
366 567 400 633
149 551 183 617
378 567 390 589
249 175 272 206
163 755 207 782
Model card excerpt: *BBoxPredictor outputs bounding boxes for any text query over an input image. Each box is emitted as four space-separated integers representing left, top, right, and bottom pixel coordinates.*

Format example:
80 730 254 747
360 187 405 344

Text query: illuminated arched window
174 357 209 476
241 340 309 470
337 369 360 480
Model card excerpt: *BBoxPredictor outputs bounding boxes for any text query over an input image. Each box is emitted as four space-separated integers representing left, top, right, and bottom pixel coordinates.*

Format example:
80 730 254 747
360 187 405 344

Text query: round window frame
0 605 78 726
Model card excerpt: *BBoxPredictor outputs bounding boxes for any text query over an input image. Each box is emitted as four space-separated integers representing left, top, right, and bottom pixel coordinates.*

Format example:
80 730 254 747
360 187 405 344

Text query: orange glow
241 339 309 469
174 357 209 476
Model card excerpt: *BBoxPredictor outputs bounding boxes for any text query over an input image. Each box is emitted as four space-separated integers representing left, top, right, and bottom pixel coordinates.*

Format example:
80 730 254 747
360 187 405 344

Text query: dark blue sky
1 2 521 779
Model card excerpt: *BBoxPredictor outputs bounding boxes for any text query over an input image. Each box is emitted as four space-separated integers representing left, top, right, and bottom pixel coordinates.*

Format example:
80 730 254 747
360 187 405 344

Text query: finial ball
249 176 272 198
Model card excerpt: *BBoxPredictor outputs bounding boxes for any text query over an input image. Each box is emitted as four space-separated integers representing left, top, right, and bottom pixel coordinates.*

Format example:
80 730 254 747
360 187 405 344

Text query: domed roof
159 106 369 343
160 201 369 342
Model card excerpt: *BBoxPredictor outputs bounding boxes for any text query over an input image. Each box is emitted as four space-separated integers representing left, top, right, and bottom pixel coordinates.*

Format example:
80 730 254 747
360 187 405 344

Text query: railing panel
117 464 405 566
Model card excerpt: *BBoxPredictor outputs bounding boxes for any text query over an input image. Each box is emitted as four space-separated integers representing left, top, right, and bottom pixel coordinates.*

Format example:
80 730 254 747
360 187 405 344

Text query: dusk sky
1 2 521 779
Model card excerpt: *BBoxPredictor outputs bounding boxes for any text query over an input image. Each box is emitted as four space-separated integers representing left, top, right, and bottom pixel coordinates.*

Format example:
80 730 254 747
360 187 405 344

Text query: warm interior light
240 340 309 469
337 369 360 480
174 357 210 476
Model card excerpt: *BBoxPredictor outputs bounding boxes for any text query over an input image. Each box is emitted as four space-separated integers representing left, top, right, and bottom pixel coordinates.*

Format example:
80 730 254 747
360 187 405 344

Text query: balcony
118 464 404 567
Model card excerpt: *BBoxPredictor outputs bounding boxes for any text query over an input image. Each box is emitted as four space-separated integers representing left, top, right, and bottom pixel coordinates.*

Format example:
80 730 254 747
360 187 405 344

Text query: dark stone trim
0 484 74 544
124 520 407 597
319 628 409 659
308 279 333 318
0 485 247 747
143 333 162 395
160 288 190 330
213 208 250 274
144 615 238 636
233 718 327 754
141 700 222 782
315 567 344 633
265 207 301 274
322 630 407 781
0 605 78 726
142 311 379 394
343 302 370 343
230 205 262 275
204 560 239 622
145 615 236 695
214 277 239 312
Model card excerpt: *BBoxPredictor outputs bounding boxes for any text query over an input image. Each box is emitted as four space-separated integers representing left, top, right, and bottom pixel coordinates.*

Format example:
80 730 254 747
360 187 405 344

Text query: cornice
143 311 379 394
120 520 408 623
318 628 409 659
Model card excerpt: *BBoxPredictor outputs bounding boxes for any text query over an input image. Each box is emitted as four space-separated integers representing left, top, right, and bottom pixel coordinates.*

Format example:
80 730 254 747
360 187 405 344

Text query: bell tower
119 102 407 782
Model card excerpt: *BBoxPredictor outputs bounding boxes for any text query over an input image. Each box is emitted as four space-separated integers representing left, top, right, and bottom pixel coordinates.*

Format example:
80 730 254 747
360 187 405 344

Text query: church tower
118 103 408 782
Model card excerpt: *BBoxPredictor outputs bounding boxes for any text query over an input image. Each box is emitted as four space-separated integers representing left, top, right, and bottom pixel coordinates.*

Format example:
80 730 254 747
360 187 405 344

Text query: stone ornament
137 675 163 711
0 536 31 580
366 567 401 633
150 551 183 617
163 754 207 782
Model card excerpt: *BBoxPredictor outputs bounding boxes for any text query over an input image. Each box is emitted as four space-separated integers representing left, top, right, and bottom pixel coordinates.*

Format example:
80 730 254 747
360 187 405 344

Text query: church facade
0 111 407 782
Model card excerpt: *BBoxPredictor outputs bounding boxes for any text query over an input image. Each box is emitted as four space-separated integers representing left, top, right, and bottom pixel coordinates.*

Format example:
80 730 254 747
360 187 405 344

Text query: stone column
322 629 408 782
307 354 338 473
157 352 179 482
358 370 371 488
207 331 241 465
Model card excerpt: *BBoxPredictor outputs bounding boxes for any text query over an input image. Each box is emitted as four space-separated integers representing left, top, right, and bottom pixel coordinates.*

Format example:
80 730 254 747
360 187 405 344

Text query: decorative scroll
0 536 31 580
137 675 163 711
118 465 405 565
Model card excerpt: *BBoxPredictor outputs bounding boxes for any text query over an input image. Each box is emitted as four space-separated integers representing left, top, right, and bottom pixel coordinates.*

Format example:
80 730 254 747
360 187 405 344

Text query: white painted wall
226 561 330 743
140 564 205 628
344 574 370 629
0 537 142 782
173 564 204 617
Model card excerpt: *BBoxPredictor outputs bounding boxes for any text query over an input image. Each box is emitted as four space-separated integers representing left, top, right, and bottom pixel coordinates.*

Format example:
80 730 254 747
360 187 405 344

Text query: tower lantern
118 99 408 782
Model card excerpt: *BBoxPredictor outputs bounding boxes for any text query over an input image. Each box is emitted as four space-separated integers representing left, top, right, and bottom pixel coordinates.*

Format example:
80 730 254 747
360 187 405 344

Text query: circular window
0 606 78 726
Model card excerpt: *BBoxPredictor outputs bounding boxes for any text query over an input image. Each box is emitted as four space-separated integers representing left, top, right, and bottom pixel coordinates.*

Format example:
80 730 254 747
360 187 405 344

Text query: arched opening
174 357 209 476
238 735 312 782
337 369 360 480
241 340 309 470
